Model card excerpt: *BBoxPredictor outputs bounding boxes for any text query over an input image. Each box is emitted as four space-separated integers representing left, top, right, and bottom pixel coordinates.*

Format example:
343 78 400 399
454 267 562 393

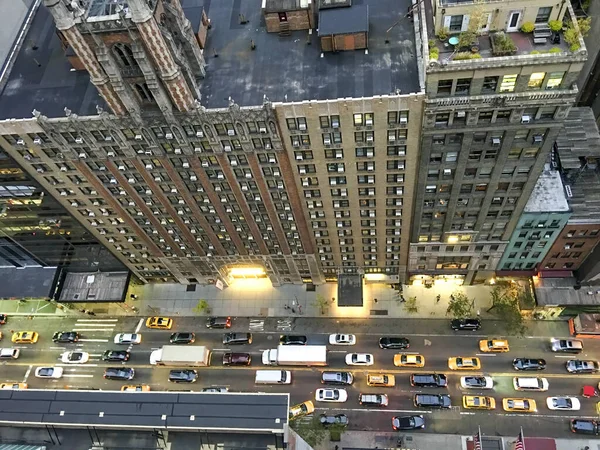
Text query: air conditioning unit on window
259 127 267 134
165 133 173 139
182 162 190 168
174 148 182 154
230 160 238 166
298 123 307 131
33 138 42 145
202 161 209 167
223 145 232 152
521 115 531 124
104 136 113 142
190 175 197 181
323 137 331 145
196 131 204 138
118 165 126 170
145 164 153 169
79 152 87 159
302 180 309 187
75 137 83 144
264 143 272 149
269 157 276 164
365 118 373 126
107 151 115 157
296 154 303 161
533 135 543 143
153 176 160 182
366 135 373 142
332 120 339 128
134 134 143 140
492 137 501 145
227 129 235 136
36 168 44 173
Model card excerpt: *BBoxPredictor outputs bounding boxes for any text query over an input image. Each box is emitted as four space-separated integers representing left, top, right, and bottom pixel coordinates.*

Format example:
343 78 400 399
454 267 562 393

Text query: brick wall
264 10 311 33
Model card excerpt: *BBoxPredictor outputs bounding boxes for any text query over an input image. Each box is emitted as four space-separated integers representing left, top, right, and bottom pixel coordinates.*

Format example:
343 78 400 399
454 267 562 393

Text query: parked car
0 382 27 390
460 376 493 389
279 335 307 345
566 360 600 374
502 398 536 413
328 334 356 345
414 394 451 409
222 333 252 345
379 337 410 349
201 386 228 393
345 353 373 366
451 318 481 331
169 332 195 344
222 352 251 366
103 368 135 381
0 348 19 360
570 419 598 435
289 401 314 419
52 331 79 343
513 358 546 371
315 388 348 403
319 414 348 427
168 369 198 383
102 350 130 362
121 385 150 392
392 415 425 431
206 317 231 329
411 373 448 388
551 338 583 354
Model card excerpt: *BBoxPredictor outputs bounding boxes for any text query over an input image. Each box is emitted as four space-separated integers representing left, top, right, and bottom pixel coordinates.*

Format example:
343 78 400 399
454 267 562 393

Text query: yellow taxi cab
448 356 481 370
145 317 173 330
502 398 537 413
463 395 496 410
0 382 27 390
479 339 509 353
121 385 150 392
289 400 315 419
394 353 425 368
11 331 39 344
366 373 396 387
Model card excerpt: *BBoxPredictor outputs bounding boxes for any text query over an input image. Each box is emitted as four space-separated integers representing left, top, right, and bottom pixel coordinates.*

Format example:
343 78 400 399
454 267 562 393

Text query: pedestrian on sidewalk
298 305 302 314
435 294 441 304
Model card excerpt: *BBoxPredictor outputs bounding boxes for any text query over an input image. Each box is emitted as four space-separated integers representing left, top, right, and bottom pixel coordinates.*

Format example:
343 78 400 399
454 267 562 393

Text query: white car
61 351 89 364
460 376 494 390
114 333 142 345
546 396 581 411
345 353 373 366
315 388 348 402
329 334 356 345
35 367 64 379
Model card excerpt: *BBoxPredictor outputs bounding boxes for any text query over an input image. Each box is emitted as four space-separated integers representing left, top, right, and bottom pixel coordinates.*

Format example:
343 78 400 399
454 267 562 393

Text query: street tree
405 296 419 314
446 291 474 319
488 281 527 335
289 416 327 447
313 295 329 315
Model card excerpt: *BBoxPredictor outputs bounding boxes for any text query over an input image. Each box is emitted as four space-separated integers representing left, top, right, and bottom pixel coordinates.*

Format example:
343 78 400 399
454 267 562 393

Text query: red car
222 352 251 366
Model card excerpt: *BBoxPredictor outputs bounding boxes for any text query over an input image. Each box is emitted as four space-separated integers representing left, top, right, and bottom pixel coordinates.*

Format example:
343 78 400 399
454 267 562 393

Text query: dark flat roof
0 0 419 119
0 389 289 433
337 274 363 306
199 0 419 108
318 5 369 36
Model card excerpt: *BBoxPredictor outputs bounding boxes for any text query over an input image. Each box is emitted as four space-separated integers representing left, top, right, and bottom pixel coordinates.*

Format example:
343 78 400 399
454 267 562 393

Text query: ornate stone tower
43 0 206 117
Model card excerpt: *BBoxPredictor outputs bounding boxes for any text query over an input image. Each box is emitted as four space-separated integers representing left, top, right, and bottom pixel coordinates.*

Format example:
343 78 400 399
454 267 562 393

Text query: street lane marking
134 318 144 333
50 347 67 350
72 328 115 332
72 324 116 328
62 374 94 378
56 364 98 367
89 354 103 357
76 319 119 322
213 348 230 352
476 354 497 357
78 339 109 342
320 408 432 414
22 365 32 383
554 355 572 358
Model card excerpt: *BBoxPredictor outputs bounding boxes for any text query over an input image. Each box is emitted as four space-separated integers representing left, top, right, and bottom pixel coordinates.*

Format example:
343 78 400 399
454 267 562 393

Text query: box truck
150 345 210 367
262 345 327 366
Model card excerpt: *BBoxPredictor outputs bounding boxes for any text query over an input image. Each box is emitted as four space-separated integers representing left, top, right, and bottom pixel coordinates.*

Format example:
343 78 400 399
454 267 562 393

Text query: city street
1 315 599 438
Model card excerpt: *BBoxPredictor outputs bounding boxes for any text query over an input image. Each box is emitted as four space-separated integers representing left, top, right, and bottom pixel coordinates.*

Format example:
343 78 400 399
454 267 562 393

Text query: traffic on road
0 314 599 437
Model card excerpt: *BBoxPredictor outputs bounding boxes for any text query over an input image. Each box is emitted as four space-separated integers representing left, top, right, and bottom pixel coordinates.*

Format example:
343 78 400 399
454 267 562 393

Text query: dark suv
513 358 546 371
222 352 251 366
168 369 198 383
571 419 598 435
170 332 195 344
102 350 130 362
410 373 448 388
451 318 481 331
223 333 252 345
103 368 135 380
279 335 307 345
414 394 451 409
321 371 354 385
379 337 410 349
206 317 231 329
52 331 80 343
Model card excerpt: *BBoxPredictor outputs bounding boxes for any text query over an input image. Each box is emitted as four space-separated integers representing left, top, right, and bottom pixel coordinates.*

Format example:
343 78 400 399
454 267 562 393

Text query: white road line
50 347 67 350
22 365 32 383
72 324 117 328
329 350 347 353
76 319 119 322
89 354 103 357
476 354 497 357
78 339 109 343
134 318 144 334
72 328 115 332
62 374 94 378
213 348 230 352
321 408 432 414
554 355 572 358
56 364 98 367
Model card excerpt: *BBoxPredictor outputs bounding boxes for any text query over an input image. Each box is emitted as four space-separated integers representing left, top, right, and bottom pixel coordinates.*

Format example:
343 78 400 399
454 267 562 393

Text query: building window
455 78 471 96
482 76 498 94
113 43 136 67
437 79 453 95
500 75 518 93
508 148 522 159
528 72 545 89
535 7 552 23
478 111 493 123
435 113 450 126
496 110 511 122
522 147 539 158
449 15 464 32
546 72 564 89
134 83 154 103
539 107 556 120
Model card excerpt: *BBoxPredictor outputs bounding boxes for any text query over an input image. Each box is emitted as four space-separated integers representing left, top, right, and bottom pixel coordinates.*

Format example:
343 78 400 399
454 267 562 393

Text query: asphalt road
1 315 600 438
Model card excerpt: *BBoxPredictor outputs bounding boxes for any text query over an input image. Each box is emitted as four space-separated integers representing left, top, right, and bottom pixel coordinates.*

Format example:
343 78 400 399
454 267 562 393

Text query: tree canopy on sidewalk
446 291 474 319
290 416 327 447
488 281 527 335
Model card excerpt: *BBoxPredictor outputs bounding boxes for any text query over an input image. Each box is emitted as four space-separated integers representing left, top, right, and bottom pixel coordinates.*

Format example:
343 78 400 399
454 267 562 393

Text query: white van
513 377 549 391
255 370 292 385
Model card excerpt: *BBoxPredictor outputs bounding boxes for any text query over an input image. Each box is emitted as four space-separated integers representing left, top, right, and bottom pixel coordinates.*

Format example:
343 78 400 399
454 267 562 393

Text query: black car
392 415 425 431
451 318 481 331
52 331 80 343
103 367 135 380
206 317 231 329
223 333 252 345
170 332 196 344
169 369 198 383
571 419 599 435
414 394 451 409
279 335 307 345
513 358 546 371
102 350 130 362
410 373 447 388
379 337 410 349
319 414 348 427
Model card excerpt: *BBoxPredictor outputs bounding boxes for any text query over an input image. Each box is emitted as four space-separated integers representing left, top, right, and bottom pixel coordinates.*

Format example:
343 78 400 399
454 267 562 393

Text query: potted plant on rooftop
457 5 487 52
437 27 449 41
548 20 563 32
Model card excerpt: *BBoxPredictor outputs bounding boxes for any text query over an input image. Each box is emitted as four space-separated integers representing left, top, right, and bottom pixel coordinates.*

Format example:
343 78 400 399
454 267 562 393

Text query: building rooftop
555 107 600 170
524 164 570 213
0 0 419 120
196 0 419 108
318 4 369 36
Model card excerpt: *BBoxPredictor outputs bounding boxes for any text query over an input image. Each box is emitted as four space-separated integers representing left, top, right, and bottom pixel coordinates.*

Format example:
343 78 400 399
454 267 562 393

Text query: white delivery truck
150 345 211 367
261 345 327 366
255 370 292 384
